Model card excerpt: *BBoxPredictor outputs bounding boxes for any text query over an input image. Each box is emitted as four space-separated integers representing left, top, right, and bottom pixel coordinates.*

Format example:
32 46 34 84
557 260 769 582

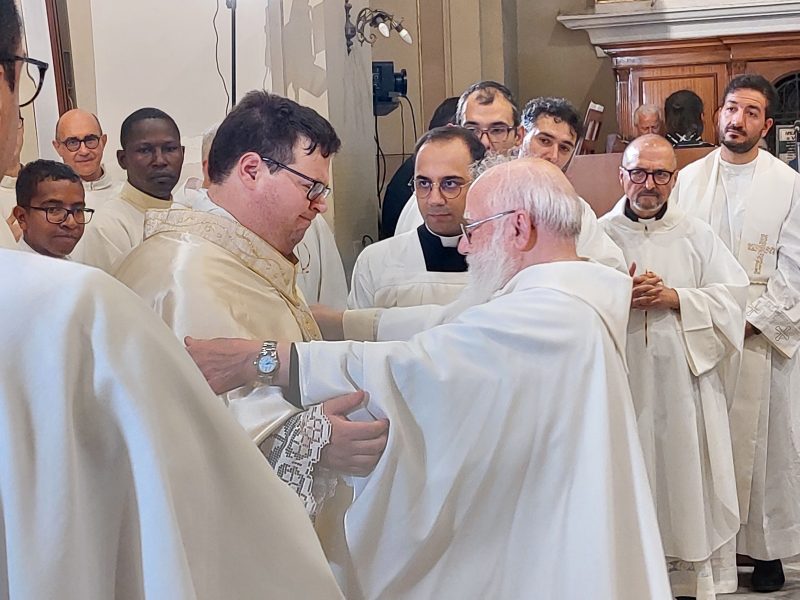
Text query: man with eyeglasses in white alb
115 90 389 518
52 108 120 210
348 126 484 309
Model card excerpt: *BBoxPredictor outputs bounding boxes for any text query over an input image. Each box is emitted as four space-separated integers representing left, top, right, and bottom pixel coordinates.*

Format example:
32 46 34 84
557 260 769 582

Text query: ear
618 166 625 189
763 117 774 137
12 206 27 230
99 133 108 148
514 125 525 145
51 139 59 152
512 211 535 251
237 152 264 190
117 148 127 170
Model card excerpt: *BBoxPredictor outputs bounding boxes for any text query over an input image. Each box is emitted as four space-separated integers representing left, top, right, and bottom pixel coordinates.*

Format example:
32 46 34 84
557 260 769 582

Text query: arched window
769 72 800 154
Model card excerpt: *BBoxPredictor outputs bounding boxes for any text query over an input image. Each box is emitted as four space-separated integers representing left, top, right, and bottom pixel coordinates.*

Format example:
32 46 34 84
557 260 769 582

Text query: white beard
462 237 518 306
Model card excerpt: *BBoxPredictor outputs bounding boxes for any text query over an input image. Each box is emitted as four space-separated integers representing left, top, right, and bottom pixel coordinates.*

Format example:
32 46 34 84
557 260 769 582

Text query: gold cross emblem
746 234 777 275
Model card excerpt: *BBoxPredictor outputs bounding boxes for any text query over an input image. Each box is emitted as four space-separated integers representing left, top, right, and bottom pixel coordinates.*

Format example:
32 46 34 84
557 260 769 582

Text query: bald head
620 134 677 218
52 109 107 182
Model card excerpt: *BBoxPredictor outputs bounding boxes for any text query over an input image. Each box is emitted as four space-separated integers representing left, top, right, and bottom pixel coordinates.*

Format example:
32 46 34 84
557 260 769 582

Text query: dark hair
456 81 520 128
120 107 180 149
0 0 22 90
664 90 705 138
16 159 81 207
723 74 779 120
428 97 459 130
413 126 487 164
521 96 584 140
208 91 341 184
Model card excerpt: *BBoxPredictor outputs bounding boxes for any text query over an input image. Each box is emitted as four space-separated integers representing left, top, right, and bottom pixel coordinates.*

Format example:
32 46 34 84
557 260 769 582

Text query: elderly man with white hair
185 157 672 600
634 104 665 137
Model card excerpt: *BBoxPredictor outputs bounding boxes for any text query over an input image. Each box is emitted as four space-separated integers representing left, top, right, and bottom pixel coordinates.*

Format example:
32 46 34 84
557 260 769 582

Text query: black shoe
751 558 785 593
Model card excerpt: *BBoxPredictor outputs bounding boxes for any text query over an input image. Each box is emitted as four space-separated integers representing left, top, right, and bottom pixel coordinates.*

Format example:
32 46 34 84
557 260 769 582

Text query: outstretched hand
320 390 389 476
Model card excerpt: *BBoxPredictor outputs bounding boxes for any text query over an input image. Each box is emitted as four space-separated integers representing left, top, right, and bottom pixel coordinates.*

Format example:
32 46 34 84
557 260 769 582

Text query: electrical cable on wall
399 100 406 159
374 115 388 203
212 0 231 114
262 3 270 90
400 95 418 143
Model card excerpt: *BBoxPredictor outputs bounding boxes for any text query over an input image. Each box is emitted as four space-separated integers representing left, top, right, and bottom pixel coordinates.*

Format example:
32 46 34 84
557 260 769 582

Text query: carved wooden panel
630 63 728 143
601 32 800 144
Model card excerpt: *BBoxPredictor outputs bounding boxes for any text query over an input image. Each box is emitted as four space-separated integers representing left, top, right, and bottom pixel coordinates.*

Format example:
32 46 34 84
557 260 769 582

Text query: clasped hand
628 262 680 311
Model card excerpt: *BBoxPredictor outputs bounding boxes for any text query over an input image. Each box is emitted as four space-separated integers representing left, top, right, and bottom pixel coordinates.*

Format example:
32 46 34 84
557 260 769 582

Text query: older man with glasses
115 90 390 519
52 108 120 209
348 126 484 310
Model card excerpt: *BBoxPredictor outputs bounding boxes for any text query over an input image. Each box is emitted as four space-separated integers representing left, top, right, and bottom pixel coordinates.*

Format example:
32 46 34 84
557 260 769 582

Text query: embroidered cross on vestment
746 234 777 275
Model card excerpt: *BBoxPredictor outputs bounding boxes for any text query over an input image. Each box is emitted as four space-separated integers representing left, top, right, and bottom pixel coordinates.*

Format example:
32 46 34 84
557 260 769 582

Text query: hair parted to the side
413 126 487 164
664 90 705 138
16 159 81 207
521 97 584 140
120 107 181 149
473 156 582 240
723 74 779 120
456 81 520 128
207 91 341 185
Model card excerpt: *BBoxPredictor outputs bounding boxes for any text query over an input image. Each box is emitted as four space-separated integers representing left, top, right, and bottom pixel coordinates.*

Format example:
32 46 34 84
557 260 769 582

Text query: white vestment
173 183 348 308
348 225 468 309
116 191 333 515
80 166 121 209
0 250 343 600
602 198 749 597
71 182 172 273
674 148 800 559
296 261 672 600
0 175 17 249
394 193 423 234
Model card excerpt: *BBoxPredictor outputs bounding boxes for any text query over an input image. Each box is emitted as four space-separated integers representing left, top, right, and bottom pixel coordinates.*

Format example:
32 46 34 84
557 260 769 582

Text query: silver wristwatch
254 341 279 384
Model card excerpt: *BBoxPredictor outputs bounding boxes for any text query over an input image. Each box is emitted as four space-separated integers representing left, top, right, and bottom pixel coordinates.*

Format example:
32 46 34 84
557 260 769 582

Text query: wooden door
628 63 728 144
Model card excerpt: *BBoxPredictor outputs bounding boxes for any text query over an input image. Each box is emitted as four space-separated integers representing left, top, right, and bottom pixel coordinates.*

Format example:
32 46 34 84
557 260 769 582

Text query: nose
152 147 168 166
644 175 657 190
311 195 328 214
61 212 79 229
428 186 447 206
546 145 560 164
477 131 494 151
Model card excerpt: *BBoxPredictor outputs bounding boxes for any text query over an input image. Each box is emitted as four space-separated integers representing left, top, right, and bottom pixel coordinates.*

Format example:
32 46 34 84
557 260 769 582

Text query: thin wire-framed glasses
28 206 95 224
460 209 516 243
465 125 515 144
261 156 331 201
0 55 49 107
408 177 471 200
59 135 101 152
621 167 675 185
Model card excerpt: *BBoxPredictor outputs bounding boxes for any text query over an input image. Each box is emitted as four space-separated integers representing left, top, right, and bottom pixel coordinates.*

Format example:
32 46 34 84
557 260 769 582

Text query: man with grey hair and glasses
185 157 672 599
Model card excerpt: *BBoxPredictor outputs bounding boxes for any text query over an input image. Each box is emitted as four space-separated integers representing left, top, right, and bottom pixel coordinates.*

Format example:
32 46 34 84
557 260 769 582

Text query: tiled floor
727 560 800 599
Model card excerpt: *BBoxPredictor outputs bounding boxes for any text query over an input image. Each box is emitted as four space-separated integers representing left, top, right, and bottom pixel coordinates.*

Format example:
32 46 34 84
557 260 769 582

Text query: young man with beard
185 158 672 600
674 74 800 593
602 135 749 600
71 107 184 273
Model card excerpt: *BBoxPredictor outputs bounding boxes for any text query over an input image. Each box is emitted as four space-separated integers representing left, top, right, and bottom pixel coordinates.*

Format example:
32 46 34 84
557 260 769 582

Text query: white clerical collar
82 166 114 191
1 174 16 189
424 224 461 247
17 236 71 260
192 188 236 221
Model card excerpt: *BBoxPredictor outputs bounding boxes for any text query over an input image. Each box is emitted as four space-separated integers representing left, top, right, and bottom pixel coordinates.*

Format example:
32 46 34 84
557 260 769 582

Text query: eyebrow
465 120 512 127
536 132 576 147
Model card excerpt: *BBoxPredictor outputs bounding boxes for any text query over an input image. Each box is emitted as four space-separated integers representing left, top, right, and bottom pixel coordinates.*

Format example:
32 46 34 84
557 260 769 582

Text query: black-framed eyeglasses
460 209 516 243
59 135 101 152
622 167 675 186
465 125 515 144
408 177 471 200
0 55 49 107
27 206 94 224
261 156 331 201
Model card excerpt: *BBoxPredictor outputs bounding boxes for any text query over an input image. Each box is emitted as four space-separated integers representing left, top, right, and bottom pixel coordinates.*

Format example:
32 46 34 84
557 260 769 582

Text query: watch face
257 354 278 375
